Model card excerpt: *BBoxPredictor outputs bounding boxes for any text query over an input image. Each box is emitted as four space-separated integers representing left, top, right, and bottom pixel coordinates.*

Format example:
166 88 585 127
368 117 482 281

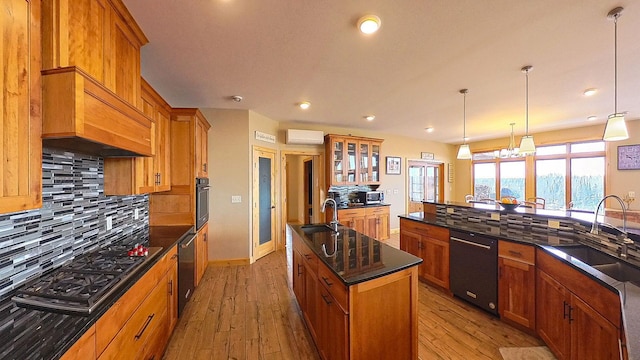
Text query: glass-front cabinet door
359 142 369 183
346 139 358 184
331 137 345 184
371 142 380 183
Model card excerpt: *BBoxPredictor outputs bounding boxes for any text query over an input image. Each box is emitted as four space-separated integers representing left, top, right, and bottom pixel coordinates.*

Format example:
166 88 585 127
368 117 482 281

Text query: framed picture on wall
618 145 640 170
386 156 401 175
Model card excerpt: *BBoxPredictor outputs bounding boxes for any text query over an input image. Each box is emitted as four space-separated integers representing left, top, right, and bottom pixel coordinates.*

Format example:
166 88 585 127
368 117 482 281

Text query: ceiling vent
286 129 324 145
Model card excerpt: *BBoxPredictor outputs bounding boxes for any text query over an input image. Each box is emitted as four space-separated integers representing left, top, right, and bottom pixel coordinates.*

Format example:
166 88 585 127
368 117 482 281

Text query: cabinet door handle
321 276 333 287
169 280 173 295
204 233 208 242
204 163 207 172
563 301 569 320
297 263 303 276
135 314 155 340
568 305 574 323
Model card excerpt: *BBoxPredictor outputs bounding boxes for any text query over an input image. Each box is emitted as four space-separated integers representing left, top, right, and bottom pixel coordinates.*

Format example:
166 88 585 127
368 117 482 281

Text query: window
499 161 525 199
474 163 496 199
471 141 605 211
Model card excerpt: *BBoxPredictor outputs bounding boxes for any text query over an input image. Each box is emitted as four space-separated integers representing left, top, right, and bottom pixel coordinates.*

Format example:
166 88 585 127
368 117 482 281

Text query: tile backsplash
0 148 149 299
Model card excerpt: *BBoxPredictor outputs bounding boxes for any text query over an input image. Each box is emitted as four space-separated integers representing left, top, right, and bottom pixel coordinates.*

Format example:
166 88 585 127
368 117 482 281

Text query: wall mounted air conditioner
286 129 324 145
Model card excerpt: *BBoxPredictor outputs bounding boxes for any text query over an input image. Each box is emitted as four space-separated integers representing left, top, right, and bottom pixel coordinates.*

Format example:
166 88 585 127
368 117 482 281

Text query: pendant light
518 65 536 155
456 89 472 160
603 7 629 141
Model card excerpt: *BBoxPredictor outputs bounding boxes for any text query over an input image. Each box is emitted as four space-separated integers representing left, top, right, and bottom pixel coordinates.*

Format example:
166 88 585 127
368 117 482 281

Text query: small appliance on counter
356 190 384 205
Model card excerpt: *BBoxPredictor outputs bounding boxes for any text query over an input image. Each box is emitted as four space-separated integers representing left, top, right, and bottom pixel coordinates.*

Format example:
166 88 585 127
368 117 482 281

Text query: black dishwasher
449 229 498 315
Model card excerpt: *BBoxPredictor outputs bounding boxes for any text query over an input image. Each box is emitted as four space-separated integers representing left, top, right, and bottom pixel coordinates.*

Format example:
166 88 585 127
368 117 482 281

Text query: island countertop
288 223 422 286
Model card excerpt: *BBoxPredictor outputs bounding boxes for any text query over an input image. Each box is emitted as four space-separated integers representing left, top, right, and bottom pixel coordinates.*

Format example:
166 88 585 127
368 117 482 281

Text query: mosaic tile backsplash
0 148 149 300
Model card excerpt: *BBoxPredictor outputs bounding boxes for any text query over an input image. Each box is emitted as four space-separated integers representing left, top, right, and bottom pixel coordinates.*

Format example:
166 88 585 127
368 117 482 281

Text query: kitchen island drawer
318 264 348 313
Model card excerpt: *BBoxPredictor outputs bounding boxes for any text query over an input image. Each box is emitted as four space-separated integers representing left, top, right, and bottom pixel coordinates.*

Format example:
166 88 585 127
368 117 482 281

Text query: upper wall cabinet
0 0 42 214
104 79 172 195
41 0 148 108
149 109 210 226
325 134 383 187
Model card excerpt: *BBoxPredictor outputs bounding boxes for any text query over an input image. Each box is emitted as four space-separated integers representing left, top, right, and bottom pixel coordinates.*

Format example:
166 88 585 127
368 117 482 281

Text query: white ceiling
122 0 640 144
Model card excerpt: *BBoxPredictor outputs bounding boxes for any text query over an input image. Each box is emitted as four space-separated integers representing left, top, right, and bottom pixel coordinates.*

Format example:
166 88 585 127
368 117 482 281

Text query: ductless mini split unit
286 129 324 145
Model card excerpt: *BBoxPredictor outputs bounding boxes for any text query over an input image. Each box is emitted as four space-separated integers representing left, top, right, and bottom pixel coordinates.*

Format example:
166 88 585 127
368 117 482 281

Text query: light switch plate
447 208 455 214
491 213 500 221
629 191 636 199
231 195 242 203
548 220 560 229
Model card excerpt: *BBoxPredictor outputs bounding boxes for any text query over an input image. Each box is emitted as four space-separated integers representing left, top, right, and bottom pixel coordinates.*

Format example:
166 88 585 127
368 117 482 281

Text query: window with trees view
472 141 605 211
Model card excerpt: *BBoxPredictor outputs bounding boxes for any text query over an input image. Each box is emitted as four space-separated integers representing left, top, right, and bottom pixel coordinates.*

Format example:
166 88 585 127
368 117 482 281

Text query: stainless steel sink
301 224 337 234
554 245 640 286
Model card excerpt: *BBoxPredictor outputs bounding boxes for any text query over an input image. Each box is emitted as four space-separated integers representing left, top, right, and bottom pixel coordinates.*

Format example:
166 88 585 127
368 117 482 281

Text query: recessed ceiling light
364 115 375 121
587 115 598 121
231 95 243 102
424 127 434 133
358 15 381 34
583 88 597 96
298 101 311 110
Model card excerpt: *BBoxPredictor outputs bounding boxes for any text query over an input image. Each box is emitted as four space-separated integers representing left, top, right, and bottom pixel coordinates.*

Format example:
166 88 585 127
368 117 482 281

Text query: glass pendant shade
457 144 472 160
603 113 629 141
518 135 536 155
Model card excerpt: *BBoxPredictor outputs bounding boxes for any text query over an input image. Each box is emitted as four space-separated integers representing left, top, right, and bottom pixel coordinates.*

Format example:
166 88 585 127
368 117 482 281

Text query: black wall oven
196 178 209 230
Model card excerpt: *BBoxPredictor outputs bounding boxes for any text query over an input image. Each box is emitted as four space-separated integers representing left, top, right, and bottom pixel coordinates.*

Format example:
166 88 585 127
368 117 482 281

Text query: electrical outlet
491 213 500 221
231 195 242 203
629 191 636 199
134 208 139 220
447 208 455 214
548 220 560 229
106 216 113 231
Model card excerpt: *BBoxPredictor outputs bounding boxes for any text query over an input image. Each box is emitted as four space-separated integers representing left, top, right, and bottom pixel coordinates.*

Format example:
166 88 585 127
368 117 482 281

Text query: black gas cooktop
12 244 162 315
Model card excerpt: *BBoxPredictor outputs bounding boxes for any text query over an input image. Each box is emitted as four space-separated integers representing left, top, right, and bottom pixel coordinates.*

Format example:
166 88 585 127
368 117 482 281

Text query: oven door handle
181 236 196 249
450 237 491 250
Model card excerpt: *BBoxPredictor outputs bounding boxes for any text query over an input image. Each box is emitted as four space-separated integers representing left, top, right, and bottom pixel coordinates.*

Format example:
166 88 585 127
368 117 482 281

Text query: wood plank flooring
163 233 543 359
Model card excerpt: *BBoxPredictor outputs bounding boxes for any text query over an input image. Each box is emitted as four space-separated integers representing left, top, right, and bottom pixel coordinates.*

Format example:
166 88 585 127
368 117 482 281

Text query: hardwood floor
163 233 543 359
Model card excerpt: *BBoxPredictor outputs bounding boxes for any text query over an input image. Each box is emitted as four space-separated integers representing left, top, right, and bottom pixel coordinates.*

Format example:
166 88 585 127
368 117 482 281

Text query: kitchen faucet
591 194 634 258
322 198 339 233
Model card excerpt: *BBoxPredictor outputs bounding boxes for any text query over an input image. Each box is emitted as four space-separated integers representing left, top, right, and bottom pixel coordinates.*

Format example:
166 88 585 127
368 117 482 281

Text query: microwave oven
356 191 384 205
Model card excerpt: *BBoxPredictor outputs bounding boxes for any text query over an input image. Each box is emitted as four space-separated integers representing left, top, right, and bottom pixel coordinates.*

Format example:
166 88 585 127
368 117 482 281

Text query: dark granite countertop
400 212 639 359
289 224 422 286
335 203 391 210
0 225 193 360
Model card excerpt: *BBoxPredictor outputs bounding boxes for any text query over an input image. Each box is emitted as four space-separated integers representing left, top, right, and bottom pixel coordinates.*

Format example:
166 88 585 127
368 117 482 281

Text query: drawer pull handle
171 254 178 260
322 276 333 287
508 250 523 257
135 314 155 340
304 254 312 260
321 294 332 305
297 264 303 276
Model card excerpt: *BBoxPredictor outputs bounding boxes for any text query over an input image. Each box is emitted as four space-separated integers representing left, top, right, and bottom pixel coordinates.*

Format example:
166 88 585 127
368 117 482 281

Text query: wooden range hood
41 66 153 157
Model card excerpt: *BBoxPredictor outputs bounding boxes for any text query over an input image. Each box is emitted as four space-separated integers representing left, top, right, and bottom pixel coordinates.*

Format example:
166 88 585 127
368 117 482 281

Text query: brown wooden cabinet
166 246 179 333
498 240 536 331
289 224 420 360
41 0 148 108
399 218 449 289
334 206 389 240
0 0 42 214
195 117 210 178
104 78 172 195
325 134 383 186
195 223 209 286
536 249 621 360
150 108 211 226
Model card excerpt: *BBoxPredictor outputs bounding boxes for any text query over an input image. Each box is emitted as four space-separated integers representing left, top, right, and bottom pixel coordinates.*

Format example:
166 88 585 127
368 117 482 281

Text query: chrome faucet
322 198 339 232
591 195 633 258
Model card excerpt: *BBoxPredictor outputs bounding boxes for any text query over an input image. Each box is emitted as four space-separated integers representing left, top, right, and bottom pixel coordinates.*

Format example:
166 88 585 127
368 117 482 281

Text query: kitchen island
400 201 640 360
287 223 422 360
